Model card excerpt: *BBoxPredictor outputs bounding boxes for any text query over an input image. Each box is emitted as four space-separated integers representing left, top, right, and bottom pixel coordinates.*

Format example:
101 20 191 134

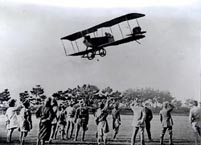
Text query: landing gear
99 48 106 57
87 51 95 60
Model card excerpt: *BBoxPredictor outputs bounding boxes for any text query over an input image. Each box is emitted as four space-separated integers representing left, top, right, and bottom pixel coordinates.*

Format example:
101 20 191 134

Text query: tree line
0 84 196 114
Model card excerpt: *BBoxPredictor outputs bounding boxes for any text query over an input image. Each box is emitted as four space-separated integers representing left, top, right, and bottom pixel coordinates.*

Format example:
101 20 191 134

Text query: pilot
84 35 91 40
83 35 92 47
132 26 141 35
105 32 112 37
105 32 114 43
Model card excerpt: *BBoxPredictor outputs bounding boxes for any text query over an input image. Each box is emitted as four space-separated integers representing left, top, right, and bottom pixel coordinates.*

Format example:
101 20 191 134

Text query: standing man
112 103 121 140
189 100 201 145
95 98 111 145
65 101 76 139
159 101 174 145
144 102 153 142
130 99 146 145
36 97 54 145
74 100 89 141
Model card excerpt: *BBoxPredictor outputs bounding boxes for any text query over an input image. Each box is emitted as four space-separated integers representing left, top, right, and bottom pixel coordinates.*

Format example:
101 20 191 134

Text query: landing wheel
99 48 106 57
87 52 95 60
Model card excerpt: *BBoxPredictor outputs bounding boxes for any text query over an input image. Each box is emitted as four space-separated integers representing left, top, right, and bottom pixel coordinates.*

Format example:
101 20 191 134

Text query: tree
30 85 45 105
171 99 182 109
0 89 10 103
19 91 30 103
122 88 174 107
52 90 68 101
155 91 174 104
122 89 138 106
76 84 99 100
184 98 197 108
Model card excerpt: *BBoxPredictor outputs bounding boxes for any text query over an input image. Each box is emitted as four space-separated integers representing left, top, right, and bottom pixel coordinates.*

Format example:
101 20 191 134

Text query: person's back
112 106 121 139
96 108 108 123
40 106 53 122
159 102 174 145
112 108 120 120
58 110 66 124
144 107 153 122
77 106 89 119
159 106 173 127
19 107 32 126
189 101 201 145
66 106 76 118
131 105 146 127
130 100 146 145
190 106 201 123
144 105 153 141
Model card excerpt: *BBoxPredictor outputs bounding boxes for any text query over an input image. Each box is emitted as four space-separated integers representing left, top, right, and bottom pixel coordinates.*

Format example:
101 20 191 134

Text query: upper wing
61 13 145 41
99 35 145 48
97 13 145 28
61 27 98 41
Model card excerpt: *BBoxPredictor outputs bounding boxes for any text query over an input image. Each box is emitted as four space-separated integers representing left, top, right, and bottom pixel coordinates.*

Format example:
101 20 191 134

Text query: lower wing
99 35 145 48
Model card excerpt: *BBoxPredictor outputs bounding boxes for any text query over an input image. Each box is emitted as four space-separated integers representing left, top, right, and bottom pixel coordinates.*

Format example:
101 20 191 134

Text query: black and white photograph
0 0 201 145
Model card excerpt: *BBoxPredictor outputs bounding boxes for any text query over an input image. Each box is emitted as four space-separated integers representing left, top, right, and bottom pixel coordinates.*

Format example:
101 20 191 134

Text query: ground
0 114 196 145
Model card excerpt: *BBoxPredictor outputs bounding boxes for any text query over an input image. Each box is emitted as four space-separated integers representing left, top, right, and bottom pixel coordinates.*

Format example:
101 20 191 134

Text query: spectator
55 104 66 140
144 102 153 141
130 99 146 145
5 99 22 143
95 98 111 145
74 100 89 141
19 99 32 145
189 100 201 145
66 101 76 139
159 101 174 145
48 98 58 143
36 97 54 145
111 103 121 139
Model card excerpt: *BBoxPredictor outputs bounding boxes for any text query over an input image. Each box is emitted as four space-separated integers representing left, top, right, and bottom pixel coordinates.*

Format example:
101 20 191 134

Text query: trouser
145 121 152 140
131 126 145 145
160 126 173 145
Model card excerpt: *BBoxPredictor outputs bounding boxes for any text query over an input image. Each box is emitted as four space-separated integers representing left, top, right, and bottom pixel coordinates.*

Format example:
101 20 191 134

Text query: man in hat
65 100 76 139
189 100 201 145
74 99 89 141
130 99 146 145
159 101 174 145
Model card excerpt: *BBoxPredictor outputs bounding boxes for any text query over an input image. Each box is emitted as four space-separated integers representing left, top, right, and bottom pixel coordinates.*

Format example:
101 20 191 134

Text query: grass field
0 114 196 145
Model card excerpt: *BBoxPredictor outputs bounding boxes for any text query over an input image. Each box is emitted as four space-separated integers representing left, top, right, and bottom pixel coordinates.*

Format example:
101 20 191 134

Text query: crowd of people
4 96 201 145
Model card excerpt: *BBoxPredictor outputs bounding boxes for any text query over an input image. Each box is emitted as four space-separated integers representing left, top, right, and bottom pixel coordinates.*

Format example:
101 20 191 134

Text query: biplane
61 13 146 60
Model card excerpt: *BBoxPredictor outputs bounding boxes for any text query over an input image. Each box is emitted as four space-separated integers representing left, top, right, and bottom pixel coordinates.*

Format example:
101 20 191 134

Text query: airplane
61 13 146 60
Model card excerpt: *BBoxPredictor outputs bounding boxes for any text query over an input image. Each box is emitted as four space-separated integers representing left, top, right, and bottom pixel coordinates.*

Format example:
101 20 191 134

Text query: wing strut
136 19 140 27
135 40 141 44
75 41 80 52
110 27 113 35
61 40 67 56
118 24 124 38
71 41 76 52
126 19 132 33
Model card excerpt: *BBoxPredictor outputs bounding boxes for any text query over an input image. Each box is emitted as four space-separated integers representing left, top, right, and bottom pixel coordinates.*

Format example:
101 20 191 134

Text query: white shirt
5 107 19 129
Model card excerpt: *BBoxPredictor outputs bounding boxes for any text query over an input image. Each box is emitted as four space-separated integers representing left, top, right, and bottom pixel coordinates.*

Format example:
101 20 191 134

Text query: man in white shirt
130 99 146 145
65 101 76 139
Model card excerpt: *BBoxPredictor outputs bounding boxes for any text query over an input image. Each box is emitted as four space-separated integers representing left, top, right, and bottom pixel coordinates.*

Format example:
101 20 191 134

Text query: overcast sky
0 0 201 101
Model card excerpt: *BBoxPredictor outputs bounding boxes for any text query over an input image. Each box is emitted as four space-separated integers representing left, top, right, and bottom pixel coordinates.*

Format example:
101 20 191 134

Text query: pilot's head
84 35 90 40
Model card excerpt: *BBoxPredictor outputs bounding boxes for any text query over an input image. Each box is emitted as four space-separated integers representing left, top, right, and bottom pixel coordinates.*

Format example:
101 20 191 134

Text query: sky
0 0 201 101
